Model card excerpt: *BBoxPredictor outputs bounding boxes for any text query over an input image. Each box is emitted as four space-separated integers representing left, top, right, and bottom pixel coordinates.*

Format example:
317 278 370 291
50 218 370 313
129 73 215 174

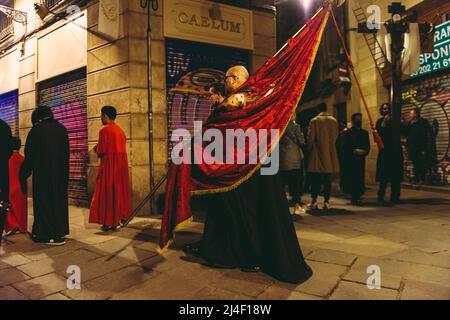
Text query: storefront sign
164 0 253 50
411 20 450 78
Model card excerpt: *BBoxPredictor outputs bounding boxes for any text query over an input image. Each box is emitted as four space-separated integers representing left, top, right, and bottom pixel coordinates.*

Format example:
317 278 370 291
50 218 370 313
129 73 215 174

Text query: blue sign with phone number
411 20 450 78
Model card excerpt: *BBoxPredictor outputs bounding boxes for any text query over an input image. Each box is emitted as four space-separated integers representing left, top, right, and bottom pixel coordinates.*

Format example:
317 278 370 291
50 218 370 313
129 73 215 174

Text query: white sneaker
46 238 66 246
294 204 306 215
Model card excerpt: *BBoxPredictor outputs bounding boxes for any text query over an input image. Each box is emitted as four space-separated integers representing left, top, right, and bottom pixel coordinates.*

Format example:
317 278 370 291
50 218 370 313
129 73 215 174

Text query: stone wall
3 0 277 214
252 11 277 71
86 0 151 210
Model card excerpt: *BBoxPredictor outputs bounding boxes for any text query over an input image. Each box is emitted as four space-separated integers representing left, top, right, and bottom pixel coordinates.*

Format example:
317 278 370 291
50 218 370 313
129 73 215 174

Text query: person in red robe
5 137 28 235
89 106 131 232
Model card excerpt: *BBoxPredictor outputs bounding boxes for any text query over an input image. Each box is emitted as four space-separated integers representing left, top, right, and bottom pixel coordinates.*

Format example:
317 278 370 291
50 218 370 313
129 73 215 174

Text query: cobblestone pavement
0 186 449 300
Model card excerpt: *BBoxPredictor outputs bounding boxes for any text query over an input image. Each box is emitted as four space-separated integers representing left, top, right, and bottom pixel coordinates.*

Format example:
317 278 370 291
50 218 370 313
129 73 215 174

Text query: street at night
0 186 448 300
1 0 450 306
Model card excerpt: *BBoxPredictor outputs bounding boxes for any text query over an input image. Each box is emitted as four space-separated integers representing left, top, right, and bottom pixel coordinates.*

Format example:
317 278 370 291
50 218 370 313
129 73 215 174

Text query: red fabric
89 122 131 227
160 5 331 249
5 152 27 233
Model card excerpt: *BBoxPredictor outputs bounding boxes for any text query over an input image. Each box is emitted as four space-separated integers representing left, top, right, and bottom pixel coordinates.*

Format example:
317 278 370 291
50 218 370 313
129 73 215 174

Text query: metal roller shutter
0 90 19 137
402 72 450 186
166 40 249 163
38 69 88 206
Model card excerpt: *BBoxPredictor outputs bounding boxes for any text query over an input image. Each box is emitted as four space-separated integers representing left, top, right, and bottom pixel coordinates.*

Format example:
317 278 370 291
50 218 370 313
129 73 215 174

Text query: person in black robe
186 66 312 284
199 169 313 284
340 113 370 205
0 118 13 243
376 103 404 203
403 108 432 184
19 106 70 246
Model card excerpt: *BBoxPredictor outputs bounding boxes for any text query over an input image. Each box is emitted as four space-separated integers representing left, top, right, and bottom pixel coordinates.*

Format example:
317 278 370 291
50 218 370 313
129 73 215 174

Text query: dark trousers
409 150 426 183
378 180 401 202
0 166 8 241
310 173 331 202
281 169 303 203
0 211 5 241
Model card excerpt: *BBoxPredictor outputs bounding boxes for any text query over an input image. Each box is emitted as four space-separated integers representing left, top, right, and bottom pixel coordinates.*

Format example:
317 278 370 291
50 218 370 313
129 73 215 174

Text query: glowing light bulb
392 13 402 22
300 0 313 11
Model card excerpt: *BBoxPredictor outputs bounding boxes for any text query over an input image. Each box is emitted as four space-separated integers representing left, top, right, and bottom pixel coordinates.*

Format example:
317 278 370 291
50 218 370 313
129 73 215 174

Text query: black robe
375 118 404 183
340 127 370 198
0 119 12 202
200 169 313 284
20 118 70 240
0 119 12 237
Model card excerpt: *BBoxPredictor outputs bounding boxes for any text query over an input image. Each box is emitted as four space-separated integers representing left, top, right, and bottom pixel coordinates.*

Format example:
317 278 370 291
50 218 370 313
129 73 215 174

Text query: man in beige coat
307 103 340 209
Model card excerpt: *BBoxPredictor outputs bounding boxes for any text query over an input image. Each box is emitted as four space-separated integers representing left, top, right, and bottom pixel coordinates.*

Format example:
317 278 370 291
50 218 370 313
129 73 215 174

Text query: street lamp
385 2 408 158
300 0 314 11
34 3 68 20
34 3 51 20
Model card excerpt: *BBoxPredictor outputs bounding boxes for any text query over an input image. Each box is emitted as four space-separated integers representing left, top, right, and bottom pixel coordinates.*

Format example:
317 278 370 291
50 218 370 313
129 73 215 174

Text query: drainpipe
141 0 159 214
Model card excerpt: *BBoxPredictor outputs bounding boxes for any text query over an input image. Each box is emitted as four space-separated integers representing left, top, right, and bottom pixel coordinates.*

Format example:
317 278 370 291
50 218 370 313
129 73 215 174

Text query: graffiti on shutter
167 69 224 162
0 90 19 137
166 40 249 164
402 72 450 186
38 69 89 206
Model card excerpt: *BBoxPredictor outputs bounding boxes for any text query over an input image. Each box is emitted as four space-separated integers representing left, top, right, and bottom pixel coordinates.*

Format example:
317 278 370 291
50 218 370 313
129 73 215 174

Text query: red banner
160 4 331 251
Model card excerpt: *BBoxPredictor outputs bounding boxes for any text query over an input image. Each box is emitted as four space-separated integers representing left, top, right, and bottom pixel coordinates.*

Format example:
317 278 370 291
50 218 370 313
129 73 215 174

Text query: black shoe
391 199 404 204
101 225 112 232
110 226 121 232
31 235 47 243
184 243 201 257
241 266 261 273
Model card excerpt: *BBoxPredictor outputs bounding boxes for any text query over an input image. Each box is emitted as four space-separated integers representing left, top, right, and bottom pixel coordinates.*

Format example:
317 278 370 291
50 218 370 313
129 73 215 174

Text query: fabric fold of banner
159 4 332 251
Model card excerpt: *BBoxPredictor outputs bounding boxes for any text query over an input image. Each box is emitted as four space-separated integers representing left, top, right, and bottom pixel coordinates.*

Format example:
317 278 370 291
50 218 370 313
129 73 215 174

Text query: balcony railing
41 0 66 10
0 16 13 43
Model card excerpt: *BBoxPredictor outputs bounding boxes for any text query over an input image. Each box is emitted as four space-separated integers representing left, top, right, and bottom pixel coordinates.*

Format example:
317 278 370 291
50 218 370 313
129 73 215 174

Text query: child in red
5 137 27 235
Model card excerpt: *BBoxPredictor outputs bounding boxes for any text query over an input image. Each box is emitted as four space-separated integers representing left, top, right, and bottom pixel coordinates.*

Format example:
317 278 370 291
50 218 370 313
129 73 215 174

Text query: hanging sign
411 20 450 78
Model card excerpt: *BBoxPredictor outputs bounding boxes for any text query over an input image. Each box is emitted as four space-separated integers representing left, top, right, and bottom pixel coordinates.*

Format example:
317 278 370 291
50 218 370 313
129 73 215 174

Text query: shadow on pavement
306 208 355 216
401 198 450 206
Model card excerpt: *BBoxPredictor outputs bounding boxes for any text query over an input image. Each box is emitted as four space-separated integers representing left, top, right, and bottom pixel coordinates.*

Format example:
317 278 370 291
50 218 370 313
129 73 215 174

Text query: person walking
403 108 432 184
89 106 132 232
5 137 28 235
20 106 70 245
306 103 340 210
280 116 306 215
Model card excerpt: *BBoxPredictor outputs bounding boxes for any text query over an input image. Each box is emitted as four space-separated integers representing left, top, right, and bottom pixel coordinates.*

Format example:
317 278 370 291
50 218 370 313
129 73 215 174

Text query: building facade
0 0 277 211
346 0 450 185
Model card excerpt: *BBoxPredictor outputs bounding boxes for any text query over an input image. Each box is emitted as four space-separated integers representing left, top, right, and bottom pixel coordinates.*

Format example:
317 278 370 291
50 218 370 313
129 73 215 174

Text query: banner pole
329 8 385 150
273 3 328 58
